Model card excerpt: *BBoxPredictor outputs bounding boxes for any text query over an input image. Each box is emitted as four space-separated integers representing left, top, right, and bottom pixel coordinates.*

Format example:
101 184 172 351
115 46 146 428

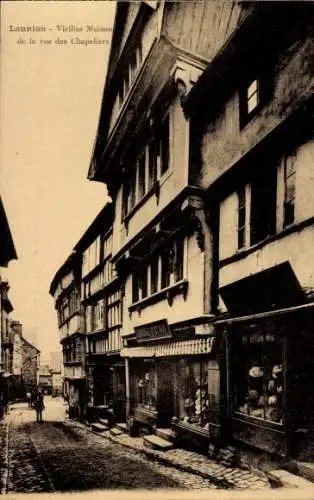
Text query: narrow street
2 397 219 493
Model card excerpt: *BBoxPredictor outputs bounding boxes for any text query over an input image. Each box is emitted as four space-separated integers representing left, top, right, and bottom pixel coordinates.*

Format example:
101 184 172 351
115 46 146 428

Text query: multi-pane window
132 237 185 304
137 152 146 200
148 140 158 190
102 232 113 260
126 172 137 214
234 331 284 424
85 305 93 333
123 114 170 217
107 291 121 330
63 338 83 364
173 238 184 282
118 41 143 110
162 238 184 288
82 237 101 277
250 168 277 246
239 69 272 128
103 231 115 285
141 264 148 299
93 300 105 331
150 257 159 295
160 114 170 176
283 151 296 227
161 249 171 289
238 187 246 249
136 362 157 411
178 359 210 428
246 79 259 114
132 270 140 303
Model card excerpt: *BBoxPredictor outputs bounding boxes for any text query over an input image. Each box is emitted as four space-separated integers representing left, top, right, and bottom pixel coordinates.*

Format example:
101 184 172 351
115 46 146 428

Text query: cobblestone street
1 397 224 493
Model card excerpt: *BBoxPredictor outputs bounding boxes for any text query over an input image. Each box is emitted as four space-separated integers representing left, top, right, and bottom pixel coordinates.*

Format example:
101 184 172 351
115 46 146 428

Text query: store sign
135 320 172 343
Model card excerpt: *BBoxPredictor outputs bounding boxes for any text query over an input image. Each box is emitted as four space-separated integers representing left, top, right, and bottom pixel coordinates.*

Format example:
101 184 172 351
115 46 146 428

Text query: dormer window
246 79 259 114
239 66 273 128
118 40 143 110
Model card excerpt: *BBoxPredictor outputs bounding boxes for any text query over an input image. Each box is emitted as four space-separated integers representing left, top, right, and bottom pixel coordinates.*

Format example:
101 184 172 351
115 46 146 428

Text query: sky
1 1 116 363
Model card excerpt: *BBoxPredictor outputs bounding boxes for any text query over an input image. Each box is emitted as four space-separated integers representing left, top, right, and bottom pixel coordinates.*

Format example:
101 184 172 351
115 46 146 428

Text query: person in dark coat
34 388 45 423
31 388 37 408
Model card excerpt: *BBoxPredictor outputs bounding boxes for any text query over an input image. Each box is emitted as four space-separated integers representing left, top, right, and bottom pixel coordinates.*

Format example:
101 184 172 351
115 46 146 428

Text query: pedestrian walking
34 388 45 423
26 391 32 408
85 392 94 424
31 388 37 408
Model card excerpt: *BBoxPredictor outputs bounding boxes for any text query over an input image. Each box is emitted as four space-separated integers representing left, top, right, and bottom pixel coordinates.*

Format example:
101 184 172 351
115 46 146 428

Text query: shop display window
178 359 211 430
136 363 157 411
234 331 284 424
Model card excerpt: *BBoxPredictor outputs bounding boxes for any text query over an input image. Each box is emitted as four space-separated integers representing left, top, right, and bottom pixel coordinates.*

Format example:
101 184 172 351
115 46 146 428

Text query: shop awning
219 261 305 316
120 337 215 358
215 301 314 326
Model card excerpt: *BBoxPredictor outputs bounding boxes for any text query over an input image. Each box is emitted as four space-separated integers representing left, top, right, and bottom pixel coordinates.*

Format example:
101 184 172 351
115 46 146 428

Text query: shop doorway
157 360 175 427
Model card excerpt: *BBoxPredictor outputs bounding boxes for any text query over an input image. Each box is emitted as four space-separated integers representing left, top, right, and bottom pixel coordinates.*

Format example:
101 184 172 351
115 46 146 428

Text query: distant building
49 253 85 419
51 371 62 397
50 350 62 373
21 336 40 394
1 320 40 401
38 364 52 395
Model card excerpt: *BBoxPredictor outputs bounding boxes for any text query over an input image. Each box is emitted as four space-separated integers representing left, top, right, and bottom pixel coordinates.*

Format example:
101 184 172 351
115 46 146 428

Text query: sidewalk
65 419 272 490
0 419 9 494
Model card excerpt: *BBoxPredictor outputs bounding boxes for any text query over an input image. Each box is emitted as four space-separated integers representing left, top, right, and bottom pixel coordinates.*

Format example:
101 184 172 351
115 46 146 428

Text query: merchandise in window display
137 370 157 411
179 361 210 429
237 363 283 423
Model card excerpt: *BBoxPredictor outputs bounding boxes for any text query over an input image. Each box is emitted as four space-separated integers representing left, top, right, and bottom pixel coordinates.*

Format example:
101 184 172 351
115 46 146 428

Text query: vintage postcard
1 1 314 498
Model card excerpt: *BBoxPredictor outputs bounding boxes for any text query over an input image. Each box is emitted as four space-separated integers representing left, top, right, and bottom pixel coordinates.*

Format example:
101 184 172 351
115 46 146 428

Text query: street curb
267 469 314 489
64 420 268 490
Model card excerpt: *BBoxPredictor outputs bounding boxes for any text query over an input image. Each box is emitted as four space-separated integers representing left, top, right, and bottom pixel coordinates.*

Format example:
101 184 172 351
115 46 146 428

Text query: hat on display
249 366 264 378
272 365 283 378
268 395 278 407
247 389 259 399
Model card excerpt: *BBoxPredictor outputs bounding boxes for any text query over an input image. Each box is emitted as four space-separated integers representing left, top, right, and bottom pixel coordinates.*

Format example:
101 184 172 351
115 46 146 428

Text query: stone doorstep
110 427 124 436
115 422 128 432
98 418 109 426
143 434 174 451
91 422 109 433
156 427 176 442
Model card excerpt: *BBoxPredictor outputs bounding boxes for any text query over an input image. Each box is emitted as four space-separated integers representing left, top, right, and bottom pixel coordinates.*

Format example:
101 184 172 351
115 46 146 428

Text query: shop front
218 268 314 458
88 354 126 423
122 319 223 449
66 377 86 421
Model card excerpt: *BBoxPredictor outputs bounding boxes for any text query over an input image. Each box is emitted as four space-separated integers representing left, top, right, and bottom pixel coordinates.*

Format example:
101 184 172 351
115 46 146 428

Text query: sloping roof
21 336 40 353
49 252 76 296
74 202 113 253
0 197 17 267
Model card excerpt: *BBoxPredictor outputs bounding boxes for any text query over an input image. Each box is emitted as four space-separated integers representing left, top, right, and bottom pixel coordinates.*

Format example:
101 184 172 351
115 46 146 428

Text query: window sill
233 413 284 432
129 279 189 313
123 181 160 226
220 216 314 268
173 420 210 438
134 406 158 419
159 168 172 188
